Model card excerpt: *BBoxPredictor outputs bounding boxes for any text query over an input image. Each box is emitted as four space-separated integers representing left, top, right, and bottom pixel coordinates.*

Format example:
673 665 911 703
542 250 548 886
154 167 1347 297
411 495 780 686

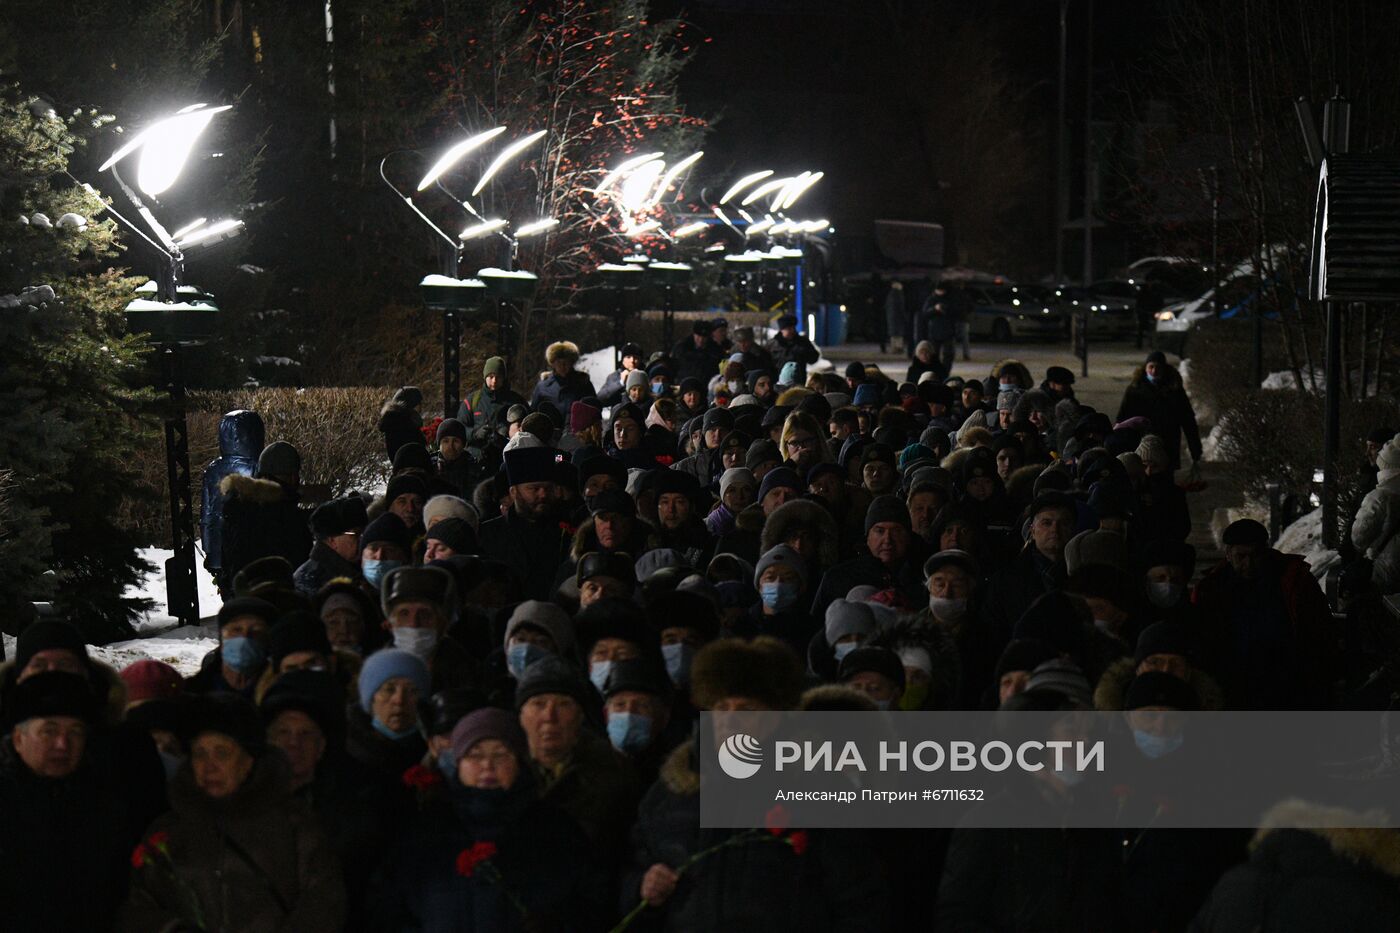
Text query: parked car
967 285 1065 341
1154 263 1286 353
1048 285 1138 339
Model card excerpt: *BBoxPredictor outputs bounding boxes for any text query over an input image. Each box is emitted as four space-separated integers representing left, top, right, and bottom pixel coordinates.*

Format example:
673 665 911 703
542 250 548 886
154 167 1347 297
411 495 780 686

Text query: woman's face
754 376 772 397
457 738 520 790
940 521 972 551
191 733 254 799
785 432 819 469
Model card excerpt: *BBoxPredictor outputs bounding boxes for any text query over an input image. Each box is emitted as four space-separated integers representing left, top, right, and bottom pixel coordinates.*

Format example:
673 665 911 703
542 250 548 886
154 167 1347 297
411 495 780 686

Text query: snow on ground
130 546 223 633
1275 507 1340 580
1200 412 1229 462
91 627 217 677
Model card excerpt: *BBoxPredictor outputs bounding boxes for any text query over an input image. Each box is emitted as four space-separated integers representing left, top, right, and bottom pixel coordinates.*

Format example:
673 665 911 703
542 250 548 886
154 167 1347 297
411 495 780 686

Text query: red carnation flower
455 841 499 877
131 844 147 869
402 763 443 790
764 804 790 835
787 830 809 856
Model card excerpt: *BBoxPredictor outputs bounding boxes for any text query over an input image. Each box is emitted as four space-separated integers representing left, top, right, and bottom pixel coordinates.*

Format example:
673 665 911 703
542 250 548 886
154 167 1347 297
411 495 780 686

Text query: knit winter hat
120 659 184 704
310 495 369 540
13 620 88 672
1377 435 1400 483
503 600 576 656
863 495 912 535
1134 620 1197 665
257 441 301 479
449 707 529 766
754 544 808 590
837 646 906 691
1136 435 1170 470
1025 659 1093 707
483 356 506 377
423 517 477 555
424 495 475 530
778 361 799 385
625 370 648 391
994 638 1059 681
824 598 879 646
385 473 429 504
361 512 412 552
569 401 602 434
358 649 432 713
758 466 802 504
852 384 880 408
436 418 467 442
514 654 594 710
720 467 757 501
266 613 332 668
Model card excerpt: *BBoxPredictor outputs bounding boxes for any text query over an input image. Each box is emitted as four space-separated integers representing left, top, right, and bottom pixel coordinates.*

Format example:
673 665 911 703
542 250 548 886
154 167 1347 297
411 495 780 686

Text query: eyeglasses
463 750 516 768
786 436 817 450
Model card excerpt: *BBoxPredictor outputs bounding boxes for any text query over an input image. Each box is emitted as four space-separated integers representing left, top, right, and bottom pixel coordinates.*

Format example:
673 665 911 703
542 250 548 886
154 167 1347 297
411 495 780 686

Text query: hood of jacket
218 410 265 460
872 616 964 710
761 498 839 569
1091 655 1224 711
1252 798 1400 878
660 735 700 797
220 472 293 504
1128 362 1183 391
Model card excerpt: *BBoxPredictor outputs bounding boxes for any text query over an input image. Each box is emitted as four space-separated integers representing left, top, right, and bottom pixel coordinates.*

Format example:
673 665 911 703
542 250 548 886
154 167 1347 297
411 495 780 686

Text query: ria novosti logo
717 733 764 779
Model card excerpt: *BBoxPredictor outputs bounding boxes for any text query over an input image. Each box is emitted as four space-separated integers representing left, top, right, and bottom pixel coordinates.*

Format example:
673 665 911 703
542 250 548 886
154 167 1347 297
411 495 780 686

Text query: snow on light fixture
171 217 208 240
99 103 231 197
459 218 508 240
719 170 775 205
514 217 560 238
470 130 547 197
416 127 508 191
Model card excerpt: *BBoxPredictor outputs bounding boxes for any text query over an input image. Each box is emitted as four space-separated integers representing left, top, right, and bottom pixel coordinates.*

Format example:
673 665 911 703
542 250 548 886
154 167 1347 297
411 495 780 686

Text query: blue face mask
507 642 548 678
833 641 858 662
760 581 800 612
607 712 654 753
221 636 266 674
362 557 402 589
651 381 665 395
1133 729 1184 759
1145 372 1158 384
589 660 614 694
662 643 695 687
372 718 420 741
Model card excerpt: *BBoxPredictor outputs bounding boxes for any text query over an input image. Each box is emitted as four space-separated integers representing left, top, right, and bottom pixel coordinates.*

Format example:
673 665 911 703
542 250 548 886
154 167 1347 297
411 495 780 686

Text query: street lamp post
97 104 244 625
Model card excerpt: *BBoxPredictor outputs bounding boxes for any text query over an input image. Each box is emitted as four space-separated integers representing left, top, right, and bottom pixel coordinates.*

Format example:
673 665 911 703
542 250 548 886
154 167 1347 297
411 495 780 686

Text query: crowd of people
7 314 1400 932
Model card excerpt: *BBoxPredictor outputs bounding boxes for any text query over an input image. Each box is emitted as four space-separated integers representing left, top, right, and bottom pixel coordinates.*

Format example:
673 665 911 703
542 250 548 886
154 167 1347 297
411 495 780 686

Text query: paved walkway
820 337 1240 575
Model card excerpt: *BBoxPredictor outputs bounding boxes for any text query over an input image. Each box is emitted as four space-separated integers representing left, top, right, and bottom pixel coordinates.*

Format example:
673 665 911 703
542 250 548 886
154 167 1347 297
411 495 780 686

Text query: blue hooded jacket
201 410 265 569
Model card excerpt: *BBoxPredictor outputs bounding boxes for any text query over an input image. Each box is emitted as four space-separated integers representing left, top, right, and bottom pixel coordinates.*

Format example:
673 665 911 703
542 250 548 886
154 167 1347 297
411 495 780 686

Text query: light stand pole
1079 0 1094 379
1053 0 1068 286
159 344 198 625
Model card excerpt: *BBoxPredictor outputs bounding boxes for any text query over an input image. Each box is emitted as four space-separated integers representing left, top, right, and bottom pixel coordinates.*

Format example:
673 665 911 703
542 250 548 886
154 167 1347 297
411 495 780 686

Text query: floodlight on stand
713 206 738 230
470 130 547 197
778 171 824 210
626 219 661 237
618 159 666 212
595 151 666 197
416 127 507 191
175 218 243 249
172 217 208 240
648 150 704 207
99 103 232 197
514 217 559 238
460 218 508 240
673 221 708 239
719 170 774 205
740 176 794 206
745 217 774 237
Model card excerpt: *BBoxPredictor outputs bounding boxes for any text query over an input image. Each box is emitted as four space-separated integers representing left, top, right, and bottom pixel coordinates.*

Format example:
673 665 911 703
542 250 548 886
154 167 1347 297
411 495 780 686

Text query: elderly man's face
927 566 973 600
389 600 444 632
657 492 691 529
519 693 584 765
1225 543 1262 579
867 521 909 565
12 715 87 778
266 709 326 788
390 493 424 527
1029 507 1075 560
191 733 255 799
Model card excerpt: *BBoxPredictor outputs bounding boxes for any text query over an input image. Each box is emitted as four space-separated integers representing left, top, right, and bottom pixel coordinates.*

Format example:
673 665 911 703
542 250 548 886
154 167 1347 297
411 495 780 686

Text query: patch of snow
1200 412 1228 462
476 268 538 279
124 298 218 312
420 274 486 287
1275 507 1340 579
128 546 224 633
90 628 217 678
576 345 617 387
236 264 266 275
253 355 299 367
596 263 644 273
29 212 52 228
1261 368 1376 397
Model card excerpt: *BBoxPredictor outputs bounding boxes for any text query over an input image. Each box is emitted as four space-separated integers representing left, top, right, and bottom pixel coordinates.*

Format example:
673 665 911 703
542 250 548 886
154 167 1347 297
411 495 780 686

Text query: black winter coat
345 704 429 785
0 734 152 932
479 508 574 601
294 541 360 598
220 473 313 584
201 410 264 571
1191 800 1400 933
810 553 927 617
669 337 723 383
122 755 345 933
764 333 820 383
457 384 524 429
623 741 890 932
980 546 1066 644
375 780 604 932
1115 366 1202 471
380 402 425 461
531 370 597 418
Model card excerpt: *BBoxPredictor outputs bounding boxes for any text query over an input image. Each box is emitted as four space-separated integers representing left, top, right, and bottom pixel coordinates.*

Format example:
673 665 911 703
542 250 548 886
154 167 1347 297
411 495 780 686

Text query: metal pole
1322 300 1342 549
160 346 199 626
1210 165 1220 318
440 241 460 419
662 284 675 348
325 0 337 169
1053 0 1068 285
1080 0 1093 378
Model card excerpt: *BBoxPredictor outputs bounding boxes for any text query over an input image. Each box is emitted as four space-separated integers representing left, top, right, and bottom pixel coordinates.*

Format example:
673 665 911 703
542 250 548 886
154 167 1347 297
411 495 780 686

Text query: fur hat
690 636 804 710
546 340 581 366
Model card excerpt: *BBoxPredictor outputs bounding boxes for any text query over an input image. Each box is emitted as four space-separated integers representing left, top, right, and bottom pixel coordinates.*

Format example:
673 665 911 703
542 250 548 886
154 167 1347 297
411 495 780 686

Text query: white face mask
1147 581 1185 609
392 627 439 662
929 596 968 622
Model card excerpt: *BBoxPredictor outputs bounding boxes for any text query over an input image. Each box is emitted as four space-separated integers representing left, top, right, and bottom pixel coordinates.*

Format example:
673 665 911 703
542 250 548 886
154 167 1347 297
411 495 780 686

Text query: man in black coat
670 320 724 383
1115 351 1202 473
810 495 927 615
220 441 313 585
765 314 820 385
293 496 368 598
0 672 156 931
981 492 1076 643
478 446 574 601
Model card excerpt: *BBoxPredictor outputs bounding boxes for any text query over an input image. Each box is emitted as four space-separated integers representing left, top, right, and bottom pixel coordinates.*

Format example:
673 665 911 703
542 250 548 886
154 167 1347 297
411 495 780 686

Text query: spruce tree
0 83 158 641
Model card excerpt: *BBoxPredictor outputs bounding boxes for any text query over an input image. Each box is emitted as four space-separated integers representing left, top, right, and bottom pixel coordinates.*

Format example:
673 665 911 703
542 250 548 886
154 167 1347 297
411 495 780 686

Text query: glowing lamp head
99 104 231 197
